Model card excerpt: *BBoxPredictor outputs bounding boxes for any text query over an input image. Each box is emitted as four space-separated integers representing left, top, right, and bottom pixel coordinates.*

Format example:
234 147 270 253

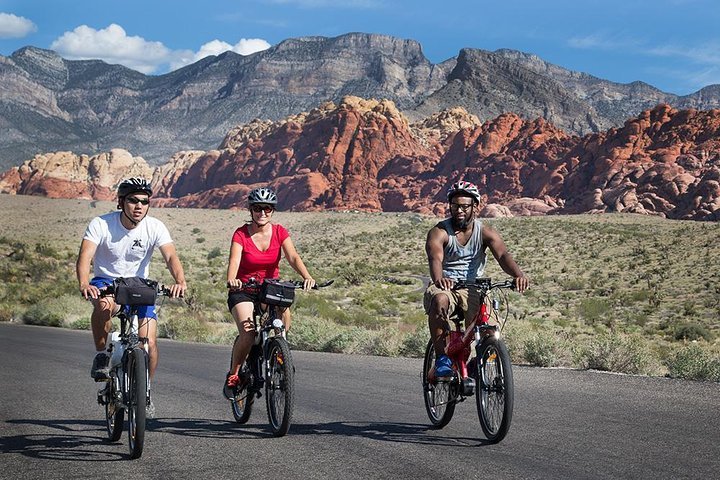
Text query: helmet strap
119 197 148 228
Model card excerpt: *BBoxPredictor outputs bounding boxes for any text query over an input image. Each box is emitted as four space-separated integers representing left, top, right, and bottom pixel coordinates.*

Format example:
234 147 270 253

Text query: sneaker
90 352 110 381
434 354 453 378
223 372 240 399
146 399 155 419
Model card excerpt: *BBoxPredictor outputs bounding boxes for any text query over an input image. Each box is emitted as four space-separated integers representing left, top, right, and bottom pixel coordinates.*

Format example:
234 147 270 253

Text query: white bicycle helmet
447 180 481 204
248 186 278 205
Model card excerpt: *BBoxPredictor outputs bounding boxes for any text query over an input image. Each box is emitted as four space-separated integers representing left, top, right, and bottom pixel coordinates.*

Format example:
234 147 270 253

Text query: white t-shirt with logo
83 211 173 279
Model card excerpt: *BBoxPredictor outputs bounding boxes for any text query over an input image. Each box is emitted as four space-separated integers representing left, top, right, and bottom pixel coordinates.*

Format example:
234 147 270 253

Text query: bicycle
422 277 516 443
95 278 171 459
224 278 332 436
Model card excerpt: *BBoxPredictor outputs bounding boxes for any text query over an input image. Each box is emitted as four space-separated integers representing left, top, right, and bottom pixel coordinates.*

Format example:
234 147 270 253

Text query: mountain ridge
3 32 720 171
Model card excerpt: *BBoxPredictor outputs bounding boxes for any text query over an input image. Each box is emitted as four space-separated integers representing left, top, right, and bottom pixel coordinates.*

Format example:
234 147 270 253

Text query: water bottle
108 332 124 368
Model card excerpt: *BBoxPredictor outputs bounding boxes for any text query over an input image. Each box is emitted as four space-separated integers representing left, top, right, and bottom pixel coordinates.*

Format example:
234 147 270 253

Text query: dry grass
1 193 718 379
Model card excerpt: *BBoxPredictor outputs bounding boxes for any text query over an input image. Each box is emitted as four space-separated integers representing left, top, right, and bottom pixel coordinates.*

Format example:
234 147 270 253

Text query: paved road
1 323 718 479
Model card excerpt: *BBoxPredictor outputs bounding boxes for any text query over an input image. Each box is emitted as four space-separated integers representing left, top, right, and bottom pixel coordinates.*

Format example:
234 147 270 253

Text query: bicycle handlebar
451 277 516 291
226 279 334 290
97 283 174 297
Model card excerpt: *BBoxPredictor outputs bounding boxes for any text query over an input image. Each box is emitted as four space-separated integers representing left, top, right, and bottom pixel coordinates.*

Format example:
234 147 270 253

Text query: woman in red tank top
224 186 315 389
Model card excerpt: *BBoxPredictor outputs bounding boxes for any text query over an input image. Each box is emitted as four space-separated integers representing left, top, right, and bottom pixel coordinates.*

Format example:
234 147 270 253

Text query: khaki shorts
423 284 481 328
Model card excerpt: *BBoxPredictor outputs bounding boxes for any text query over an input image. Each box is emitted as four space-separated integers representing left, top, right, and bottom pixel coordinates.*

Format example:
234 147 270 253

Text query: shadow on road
147 417 493 446
2 418 126 461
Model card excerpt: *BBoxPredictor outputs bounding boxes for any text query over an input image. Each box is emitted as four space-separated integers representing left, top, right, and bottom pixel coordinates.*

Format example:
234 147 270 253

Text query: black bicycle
422 277 516 443
96 278 171 459
225 278 332 436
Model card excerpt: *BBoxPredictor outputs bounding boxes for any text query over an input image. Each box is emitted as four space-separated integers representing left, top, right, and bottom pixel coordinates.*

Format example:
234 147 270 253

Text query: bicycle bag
114 277 158 306
259 279 295 307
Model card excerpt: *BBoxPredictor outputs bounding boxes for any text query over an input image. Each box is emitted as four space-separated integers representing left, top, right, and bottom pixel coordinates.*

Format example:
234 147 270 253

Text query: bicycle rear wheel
265 337 294 436
105 377 124 441
422 339 456 428
475 337 514 443
126 348 147 459
229 336 255 423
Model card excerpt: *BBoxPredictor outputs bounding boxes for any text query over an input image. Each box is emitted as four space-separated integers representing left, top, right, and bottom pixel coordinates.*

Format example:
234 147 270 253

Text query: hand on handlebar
166 283 187 299
302 277 316 290
514 275 530 293
79 283 101 300
227 279 243 291
433 277 455 290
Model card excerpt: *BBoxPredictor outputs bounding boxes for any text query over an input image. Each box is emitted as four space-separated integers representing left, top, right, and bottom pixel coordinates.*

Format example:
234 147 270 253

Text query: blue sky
1 0 718 95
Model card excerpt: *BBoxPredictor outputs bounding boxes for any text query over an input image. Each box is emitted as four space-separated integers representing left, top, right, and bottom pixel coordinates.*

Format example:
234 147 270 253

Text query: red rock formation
1 100 719 221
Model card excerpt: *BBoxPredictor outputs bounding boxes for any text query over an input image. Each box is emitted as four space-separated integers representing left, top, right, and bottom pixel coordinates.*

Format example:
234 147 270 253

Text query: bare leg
90 298 115 351
138 318 159 378
230 302 255 376
280 307 291 331
428 294 450 357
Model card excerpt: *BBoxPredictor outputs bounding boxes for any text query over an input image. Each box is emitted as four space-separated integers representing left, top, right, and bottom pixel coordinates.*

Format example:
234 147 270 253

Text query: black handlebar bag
114 277 158 306
259 279 295 307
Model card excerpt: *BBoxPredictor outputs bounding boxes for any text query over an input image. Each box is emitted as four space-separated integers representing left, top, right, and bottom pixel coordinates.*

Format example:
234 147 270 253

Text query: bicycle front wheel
126 348 147 459
475 337 514 443
265 338 295 436
422 339 456 428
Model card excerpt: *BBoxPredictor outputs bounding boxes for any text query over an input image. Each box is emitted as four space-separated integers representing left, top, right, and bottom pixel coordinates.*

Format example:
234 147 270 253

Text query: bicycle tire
265 337 295 436
126 348 147 459
475 336 514 443
229 336 255 423
105 378 124 441
422 339 456 428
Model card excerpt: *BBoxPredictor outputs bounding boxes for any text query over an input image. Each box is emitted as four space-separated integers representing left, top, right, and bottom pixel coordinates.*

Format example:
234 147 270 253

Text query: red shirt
232 223 290 283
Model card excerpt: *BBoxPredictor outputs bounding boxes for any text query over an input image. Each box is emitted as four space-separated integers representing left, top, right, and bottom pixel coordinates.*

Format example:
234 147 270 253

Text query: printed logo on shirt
132 239 144 249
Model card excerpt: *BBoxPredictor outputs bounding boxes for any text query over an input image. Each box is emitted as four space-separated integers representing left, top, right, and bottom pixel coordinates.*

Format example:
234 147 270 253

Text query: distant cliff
3 98 718 221
2 32 720 171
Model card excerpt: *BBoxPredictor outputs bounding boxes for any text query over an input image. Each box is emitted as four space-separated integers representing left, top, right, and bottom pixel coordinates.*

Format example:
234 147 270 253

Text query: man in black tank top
424 180 529 377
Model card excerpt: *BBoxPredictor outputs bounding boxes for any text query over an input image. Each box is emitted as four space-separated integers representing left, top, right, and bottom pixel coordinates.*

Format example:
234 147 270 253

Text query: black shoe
91 352 110 381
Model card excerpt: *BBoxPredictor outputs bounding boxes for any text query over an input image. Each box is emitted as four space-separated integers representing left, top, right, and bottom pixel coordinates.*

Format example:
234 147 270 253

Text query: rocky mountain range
2 97 718 221
3 32 720 172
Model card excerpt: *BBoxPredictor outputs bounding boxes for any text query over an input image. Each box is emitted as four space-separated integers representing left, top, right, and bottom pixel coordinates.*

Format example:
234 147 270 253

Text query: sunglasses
251 204 274 213
126 197 150 205
450 202 473 211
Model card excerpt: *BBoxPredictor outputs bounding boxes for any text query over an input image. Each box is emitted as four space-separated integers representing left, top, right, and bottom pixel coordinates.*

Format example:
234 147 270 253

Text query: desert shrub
289 316 335 351
666 344 720 382
575 334 653 375
159 312 211 342
22 294 87 327
207 247 223 260
399 328 428 357
523 332 563 367
23 301 64 327
673 323 712 342
69 317 91 330
577 297 611 325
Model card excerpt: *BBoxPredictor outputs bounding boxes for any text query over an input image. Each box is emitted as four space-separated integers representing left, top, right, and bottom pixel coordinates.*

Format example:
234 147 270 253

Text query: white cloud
170 38 271 70
49 24 271 74
50 24 170 74
0 12 37 38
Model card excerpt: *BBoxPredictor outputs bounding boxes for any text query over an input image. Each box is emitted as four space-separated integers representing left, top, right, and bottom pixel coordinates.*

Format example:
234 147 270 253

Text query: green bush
399 328 427 357
207 247 223 260
575 334 653 375
159 312 212 342
523 332 563 367
673 323 712 342
577 297 611 325
666 344 720 382
21 295 87 327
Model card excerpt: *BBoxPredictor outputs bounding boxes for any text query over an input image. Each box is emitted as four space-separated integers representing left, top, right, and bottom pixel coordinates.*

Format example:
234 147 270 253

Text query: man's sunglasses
126 197 150 205
450 202 473 211
251 204 274 213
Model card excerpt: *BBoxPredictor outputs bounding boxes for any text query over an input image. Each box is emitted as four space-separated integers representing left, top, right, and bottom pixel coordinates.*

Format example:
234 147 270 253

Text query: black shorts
227 289 260 311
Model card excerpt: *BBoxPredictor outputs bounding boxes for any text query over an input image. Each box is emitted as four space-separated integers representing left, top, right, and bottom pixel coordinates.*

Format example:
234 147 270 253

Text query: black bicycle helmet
248 186 277 205
118 177 153 197
447 180 481 204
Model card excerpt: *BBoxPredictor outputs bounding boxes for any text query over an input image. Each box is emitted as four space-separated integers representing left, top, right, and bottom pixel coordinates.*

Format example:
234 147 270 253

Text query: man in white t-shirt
76 178 187 403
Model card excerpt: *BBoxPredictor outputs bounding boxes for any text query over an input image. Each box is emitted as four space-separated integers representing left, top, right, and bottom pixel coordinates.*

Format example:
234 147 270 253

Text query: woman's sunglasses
251 204 274 213
126 197 150 205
